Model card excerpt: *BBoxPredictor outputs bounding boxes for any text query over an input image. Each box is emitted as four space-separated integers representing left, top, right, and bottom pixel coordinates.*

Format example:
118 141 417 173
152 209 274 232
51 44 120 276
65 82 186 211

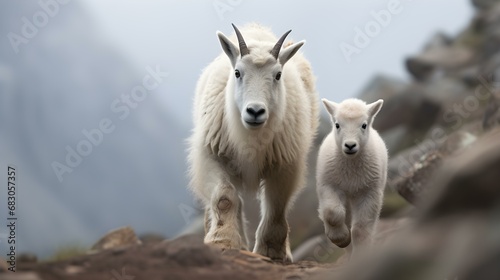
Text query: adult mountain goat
188 23 319 262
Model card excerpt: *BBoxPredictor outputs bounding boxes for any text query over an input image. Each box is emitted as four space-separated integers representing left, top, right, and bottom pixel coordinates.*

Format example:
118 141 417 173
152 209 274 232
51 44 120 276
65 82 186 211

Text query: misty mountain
0 1 193 257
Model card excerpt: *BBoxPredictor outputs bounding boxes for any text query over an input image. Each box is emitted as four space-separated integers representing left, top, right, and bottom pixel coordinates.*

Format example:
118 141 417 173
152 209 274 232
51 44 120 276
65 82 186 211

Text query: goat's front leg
254 164 303 262
204 182 248 250
198 158 247 250
317 185 351 249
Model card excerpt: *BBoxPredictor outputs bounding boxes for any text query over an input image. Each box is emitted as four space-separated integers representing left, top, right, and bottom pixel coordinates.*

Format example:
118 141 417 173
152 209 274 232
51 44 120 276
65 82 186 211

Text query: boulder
357 75 407 103
476 4 500 58
371 86 440 135
473 0 500 9
483 97 500 130
90 226 141 252
153 234 221 267
293 219 410 263
422 128 500 218
139 233 166 245
0 257 8 272
292 235 340 263
422 32 452 51
406 47 474 81
389 131 477 204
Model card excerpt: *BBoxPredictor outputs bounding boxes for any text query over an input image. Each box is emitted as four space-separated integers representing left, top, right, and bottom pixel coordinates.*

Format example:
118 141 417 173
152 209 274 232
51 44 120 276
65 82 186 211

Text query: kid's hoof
325 224 351 248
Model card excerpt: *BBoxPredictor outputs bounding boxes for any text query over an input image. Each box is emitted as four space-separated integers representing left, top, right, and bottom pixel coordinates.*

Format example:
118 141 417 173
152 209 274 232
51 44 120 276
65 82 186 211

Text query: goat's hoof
326 224 351 248
206 239 243 251
254 244 292 263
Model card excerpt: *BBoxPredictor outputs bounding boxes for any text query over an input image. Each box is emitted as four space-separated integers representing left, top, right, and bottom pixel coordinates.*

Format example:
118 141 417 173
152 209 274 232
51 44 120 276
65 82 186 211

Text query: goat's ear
322 98 338 117
368 99 384 119
217 31 239 67
279 40 305 66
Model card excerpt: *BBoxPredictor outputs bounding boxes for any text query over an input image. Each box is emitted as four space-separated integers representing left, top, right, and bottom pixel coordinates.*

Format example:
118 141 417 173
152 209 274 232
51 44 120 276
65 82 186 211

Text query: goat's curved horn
232 23 249 57
270 30 292 59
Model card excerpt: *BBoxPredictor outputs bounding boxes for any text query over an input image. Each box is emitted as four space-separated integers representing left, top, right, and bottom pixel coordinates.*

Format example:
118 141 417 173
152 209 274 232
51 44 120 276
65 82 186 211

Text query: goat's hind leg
350 190 383 254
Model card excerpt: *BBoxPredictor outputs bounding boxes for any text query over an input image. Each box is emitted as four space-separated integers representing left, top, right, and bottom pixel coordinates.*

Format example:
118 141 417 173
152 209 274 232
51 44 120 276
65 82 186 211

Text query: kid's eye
235 69 241 78
335 123 340 129
275 72 282 80
362 123 367 129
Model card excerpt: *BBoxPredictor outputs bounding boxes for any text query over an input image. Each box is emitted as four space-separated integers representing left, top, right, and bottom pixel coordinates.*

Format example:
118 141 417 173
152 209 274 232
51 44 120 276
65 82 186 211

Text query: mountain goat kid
188 23 318 262
316 98 387 257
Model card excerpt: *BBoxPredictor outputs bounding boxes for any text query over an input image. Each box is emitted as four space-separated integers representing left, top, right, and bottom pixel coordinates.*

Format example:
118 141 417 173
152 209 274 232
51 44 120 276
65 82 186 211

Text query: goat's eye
362 123 367 129
235 69 240 78
275 72 281 80
335 123 340 129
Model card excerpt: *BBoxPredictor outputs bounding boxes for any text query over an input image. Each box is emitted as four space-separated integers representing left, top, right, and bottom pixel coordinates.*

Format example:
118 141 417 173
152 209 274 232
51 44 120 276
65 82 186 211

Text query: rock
380 190 412 217
373 218 413 247
139 233 166 245
376 89 441 153
64 265 84 275
483 97 500 130
292 219 410 263
370 86 440 134
459 66 481 87
405 57 435 81
478 54 500 83
394 150 443 205
423 32 452 51
292 235 340 263
422 77 470 105
0 257 8 272
90 226 141 252
17 253 37 264
0 272 43 280
379 126 409 156
357 75 407 103
153 234 221 267
422 128 500 218
406 47 473 81
473 0 500 9
476 5 500 58
389 131 477 204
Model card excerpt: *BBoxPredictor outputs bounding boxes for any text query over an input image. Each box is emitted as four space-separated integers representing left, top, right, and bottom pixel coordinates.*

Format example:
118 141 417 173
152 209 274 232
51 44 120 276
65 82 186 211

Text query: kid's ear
217 31 239 67
368 99 384 119
322 98 338 117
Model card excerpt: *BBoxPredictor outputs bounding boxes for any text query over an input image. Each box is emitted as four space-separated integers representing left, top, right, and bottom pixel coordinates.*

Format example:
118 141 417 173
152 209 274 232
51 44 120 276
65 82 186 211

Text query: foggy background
0 0 472 258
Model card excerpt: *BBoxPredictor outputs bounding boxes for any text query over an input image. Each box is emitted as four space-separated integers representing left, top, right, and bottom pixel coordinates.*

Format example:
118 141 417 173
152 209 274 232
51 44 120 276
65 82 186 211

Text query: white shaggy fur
188 23 319 262
316 98 387 257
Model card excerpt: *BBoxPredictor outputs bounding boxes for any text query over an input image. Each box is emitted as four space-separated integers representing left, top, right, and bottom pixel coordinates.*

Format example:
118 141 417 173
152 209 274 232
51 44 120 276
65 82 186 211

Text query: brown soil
16 235 335 280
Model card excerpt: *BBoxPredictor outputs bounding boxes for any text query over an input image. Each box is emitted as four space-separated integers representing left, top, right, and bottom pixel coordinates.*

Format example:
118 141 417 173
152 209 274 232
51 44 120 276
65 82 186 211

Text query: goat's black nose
345 143 357 150
246 105 266 118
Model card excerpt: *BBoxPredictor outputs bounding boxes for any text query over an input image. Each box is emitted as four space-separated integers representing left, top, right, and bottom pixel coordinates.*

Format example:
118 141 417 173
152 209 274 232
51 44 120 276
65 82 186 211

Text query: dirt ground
11 235 336 280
